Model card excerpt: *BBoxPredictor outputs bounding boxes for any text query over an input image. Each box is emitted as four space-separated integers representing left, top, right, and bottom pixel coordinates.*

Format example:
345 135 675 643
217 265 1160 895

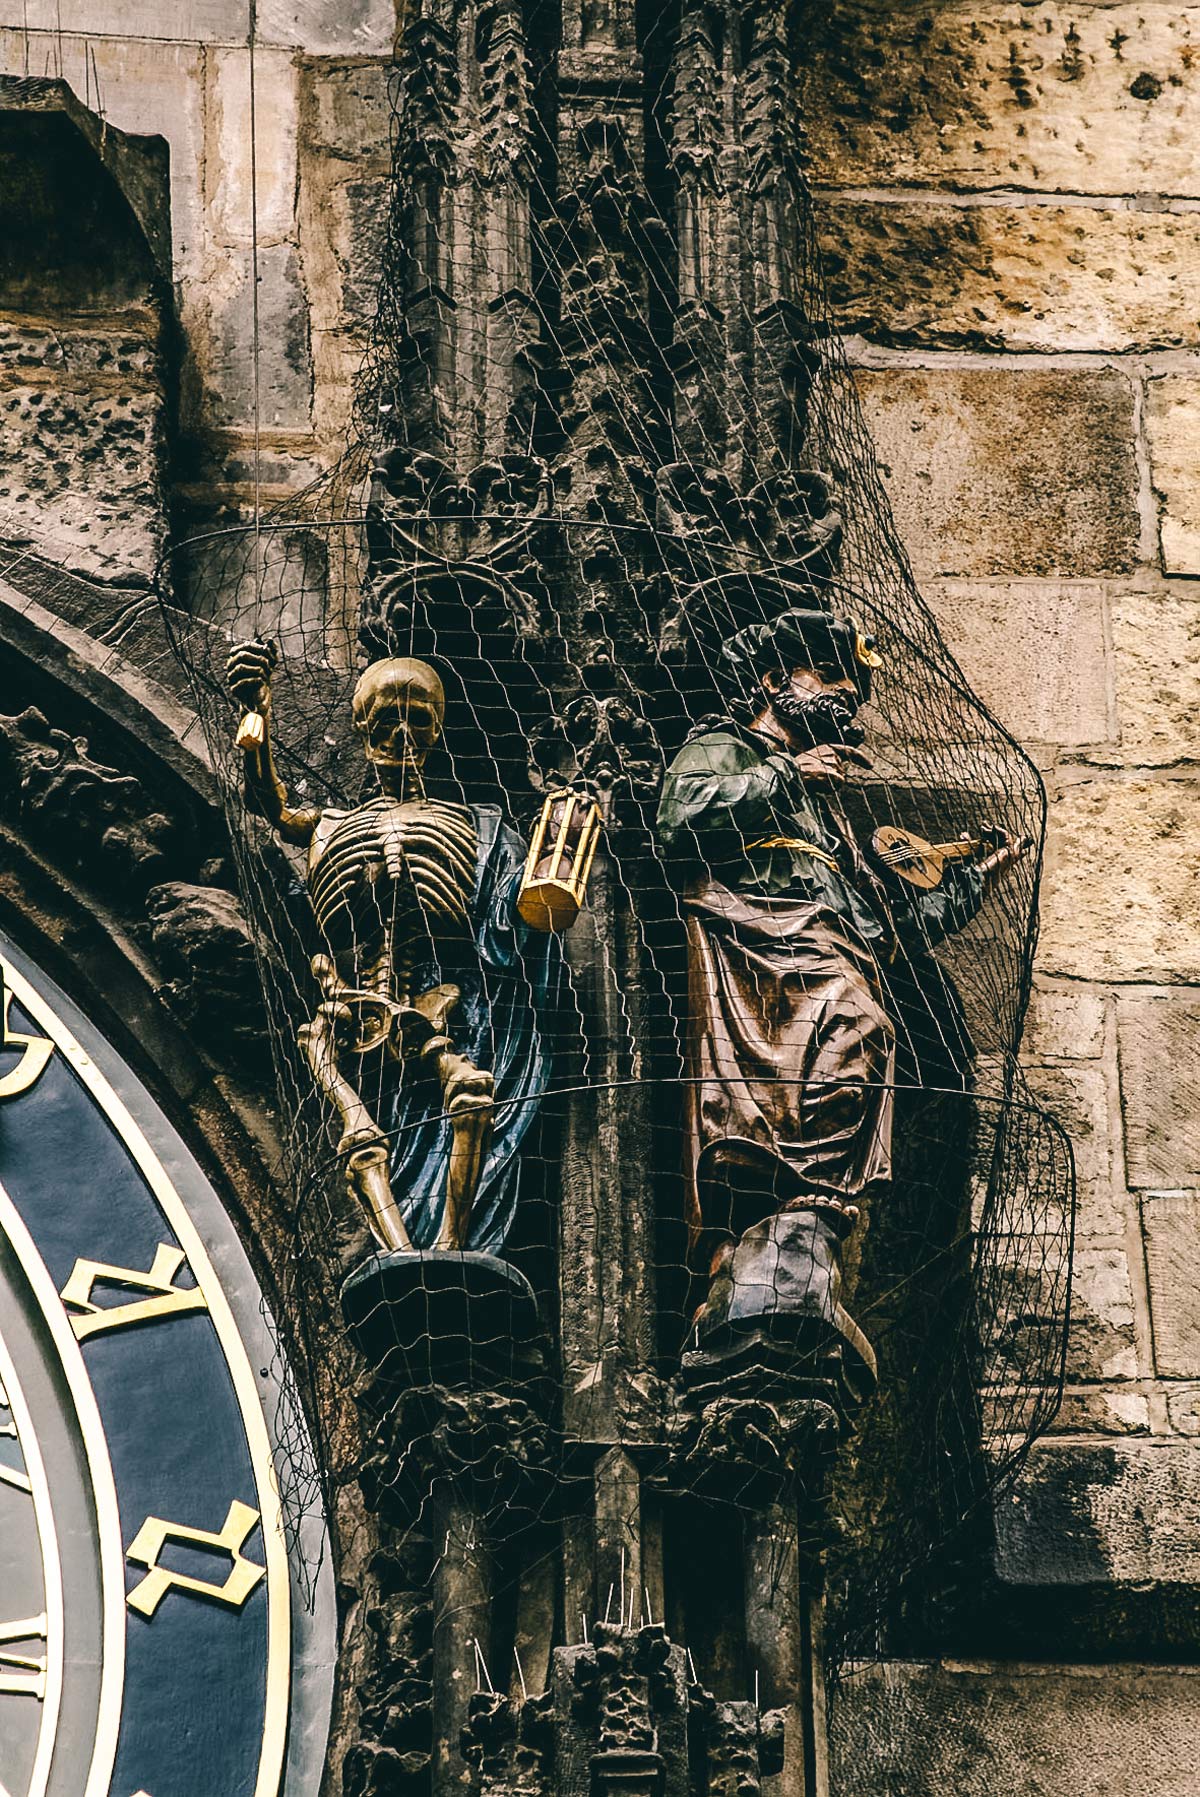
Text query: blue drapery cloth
384 804 561 1253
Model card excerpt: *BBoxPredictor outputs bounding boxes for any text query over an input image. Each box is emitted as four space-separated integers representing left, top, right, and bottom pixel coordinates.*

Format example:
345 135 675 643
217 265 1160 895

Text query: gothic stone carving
0 703 262 1060
359 1385 551 1527
553 1622 689 1797
361 449 551 658
146 879 262 1056
462 1689 553 1797
0 705 175 889
341 1537 437 1797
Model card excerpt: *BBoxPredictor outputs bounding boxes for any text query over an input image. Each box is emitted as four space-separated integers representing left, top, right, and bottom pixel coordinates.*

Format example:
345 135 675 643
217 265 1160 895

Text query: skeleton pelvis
310 954 463 1059
340 985 464 1060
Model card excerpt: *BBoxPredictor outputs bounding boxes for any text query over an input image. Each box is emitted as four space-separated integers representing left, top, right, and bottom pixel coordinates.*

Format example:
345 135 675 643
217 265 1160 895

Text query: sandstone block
342 179 389 328
298 137 386 441
1022 983 1106 1062
1145 377 1200 576
1023 1062 1119 1236
15 0 392 49
982 1240 1135 1388
0 319 161 381
209 47 300 247
255 0 392 52
805 4 1200 198
0 382 166 582
1166 1386 1200 1432
1117 994 1200 1187
927 580 1108 745
1067 1246 1137 1383
206 443 327 492
820 202 1200 354
1111 588 1200 765
996 1440 1200 1585
830 1660 1200 1797
1038 779 1200 983
201 241 313 430
301 58 391 164
1143 1192 1200 1377
317 177 388 333
855 369 1138 580
12 0 245 40
1053 1388 1150 1437
984 1384 1148 1442
308 329 365 449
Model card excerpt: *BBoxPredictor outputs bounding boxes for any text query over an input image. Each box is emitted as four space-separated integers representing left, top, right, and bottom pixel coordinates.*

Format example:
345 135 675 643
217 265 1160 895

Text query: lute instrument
871 824 1031 891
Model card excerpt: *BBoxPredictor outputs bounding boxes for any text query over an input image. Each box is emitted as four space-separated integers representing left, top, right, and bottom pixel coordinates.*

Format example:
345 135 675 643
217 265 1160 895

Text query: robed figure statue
656 608 1026 1393
226 643 573 1264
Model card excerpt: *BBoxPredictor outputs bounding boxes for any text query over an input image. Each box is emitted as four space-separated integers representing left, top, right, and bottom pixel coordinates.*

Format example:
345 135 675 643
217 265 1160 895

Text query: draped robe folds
657 722 985 1255
380 804 561 1253
682 882 895 1247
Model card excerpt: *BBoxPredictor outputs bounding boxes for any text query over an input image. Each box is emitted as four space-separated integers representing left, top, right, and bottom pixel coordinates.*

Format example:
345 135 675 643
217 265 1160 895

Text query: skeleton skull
351 658 445 788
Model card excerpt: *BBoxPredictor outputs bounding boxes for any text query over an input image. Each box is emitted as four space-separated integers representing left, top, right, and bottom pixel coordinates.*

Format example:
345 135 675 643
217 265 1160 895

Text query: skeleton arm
225 639 320 847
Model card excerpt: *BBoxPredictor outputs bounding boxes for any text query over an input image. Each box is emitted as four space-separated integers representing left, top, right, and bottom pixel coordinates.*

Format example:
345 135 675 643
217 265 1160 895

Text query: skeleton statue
227 642 579 1258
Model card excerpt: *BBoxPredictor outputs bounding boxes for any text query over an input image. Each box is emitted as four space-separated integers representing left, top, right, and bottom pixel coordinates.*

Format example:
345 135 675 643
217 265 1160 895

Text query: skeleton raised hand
226 636 277 707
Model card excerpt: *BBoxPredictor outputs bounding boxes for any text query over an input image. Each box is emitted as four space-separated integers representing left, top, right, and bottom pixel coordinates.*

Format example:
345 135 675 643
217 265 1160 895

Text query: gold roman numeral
61 1244 208 1342
0 1614 46 1699
125 1501 266 1618
0 991 53 1101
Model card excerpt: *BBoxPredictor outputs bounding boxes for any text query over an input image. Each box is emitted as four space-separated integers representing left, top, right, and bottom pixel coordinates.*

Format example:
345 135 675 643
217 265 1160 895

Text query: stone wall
0 3 394 522
808 3 1200 1782
0 79 172 591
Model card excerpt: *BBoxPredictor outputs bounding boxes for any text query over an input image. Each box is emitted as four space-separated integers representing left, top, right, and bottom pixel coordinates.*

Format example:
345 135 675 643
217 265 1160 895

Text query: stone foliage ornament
0 700 258 1063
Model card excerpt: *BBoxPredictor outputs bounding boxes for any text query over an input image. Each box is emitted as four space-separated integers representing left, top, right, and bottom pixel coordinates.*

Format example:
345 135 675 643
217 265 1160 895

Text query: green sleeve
656 732 800 862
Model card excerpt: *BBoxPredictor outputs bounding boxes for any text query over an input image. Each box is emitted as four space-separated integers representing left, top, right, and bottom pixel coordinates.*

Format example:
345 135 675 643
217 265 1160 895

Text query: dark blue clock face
0 943 333 1797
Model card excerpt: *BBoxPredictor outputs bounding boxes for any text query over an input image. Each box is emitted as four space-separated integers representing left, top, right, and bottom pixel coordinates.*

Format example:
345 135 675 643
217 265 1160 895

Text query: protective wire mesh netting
155 0 1072 1694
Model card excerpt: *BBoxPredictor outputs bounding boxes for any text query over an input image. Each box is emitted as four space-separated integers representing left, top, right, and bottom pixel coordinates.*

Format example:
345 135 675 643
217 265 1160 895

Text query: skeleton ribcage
308 798 478 979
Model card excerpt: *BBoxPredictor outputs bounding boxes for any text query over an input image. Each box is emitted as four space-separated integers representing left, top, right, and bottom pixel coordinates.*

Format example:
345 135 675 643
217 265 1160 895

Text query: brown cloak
682 878 895 1252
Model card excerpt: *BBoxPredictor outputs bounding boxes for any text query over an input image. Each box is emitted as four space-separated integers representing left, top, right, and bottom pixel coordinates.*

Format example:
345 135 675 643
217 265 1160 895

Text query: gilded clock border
1 957 292 1797
0 1183 124 1797
0 1293 66 1797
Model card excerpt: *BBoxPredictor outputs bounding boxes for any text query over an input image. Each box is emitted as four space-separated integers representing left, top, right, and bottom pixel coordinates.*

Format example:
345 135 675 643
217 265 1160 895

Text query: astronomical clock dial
0 940 332 1797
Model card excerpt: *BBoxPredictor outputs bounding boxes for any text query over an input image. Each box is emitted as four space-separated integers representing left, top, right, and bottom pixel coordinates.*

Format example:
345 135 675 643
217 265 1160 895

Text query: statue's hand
978 830 1034 883
790 743 848 787
226 638 277 709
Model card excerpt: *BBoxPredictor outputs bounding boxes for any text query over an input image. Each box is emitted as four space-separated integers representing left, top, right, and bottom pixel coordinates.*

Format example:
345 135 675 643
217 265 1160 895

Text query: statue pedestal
343 1251 551 1795
682 1209 877 1421
341 1248 545 1391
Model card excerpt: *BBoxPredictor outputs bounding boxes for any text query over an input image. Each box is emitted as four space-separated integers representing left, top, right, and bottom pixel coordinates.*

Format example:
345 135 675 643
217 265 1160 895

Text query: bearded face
766 670 862 748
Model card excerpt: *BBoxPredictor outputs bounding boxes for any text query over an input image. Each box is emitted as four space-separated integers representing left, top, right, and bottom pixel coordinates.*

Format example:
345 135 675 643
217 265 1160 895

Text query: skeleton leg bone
299 1002 413 1253
404 986 495 1252
432 1050 494 1252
